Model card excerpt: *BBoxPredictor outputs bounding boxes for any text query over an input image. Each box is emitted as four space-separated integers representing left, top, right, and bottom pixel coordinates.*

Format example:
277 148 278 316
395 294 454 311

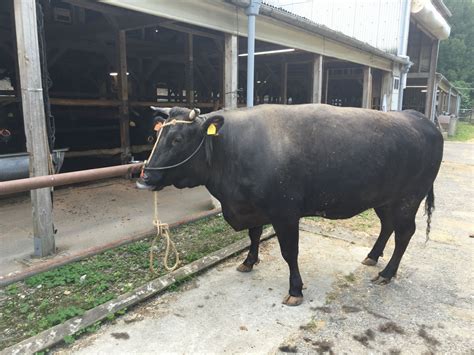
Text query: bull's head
136 107 224 191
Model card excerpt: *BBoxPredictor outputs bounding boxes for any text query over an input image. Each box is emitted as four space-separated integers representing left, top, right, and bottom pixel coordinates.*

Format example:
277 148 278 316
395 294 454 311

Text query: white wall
264 0 404 55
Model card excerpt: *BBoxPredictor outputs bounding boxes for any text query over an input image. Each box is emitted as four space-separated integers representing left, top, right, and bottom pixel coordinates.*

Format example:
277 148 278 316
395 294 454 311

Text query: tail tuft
424 186 435 243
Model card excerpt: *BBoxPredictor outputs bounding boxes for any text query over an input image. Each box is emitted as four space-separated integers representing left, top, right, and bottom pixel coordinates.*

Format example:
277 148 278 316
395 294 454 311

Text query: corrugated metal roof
263 0 403 55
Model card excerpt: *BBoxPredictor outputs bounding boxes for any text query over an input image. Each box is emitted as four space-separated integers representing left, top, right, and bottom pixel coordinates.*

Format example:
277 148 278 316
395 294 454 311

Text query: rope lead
149 191 180 272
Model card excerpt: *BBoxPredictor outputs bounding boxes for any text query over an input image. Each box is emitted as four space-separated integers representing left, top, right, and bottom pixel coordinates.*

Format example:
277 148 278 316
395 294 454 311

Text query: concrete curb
0 208 222 287
1 228 276 355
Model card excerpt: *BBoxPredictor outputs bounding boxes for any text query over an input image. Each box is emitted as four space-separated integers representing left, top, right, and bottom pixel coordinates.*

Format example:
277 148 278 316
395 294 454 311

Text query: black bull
137 104 443 306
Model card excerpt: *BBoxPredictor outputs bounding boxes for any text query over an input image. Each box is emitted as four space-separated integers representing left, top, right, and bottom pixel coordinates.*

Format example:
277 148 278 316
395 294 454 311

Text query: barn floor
52 141 474 354
0 180 216 279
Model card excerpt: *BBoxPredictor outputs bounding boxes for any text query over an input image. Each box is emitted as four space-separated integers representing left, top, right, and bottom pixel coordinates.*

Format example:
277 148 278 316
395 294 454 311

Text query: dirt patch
342 305 362 313
311 306 332 313
378 322 405 335
111 332 129 340
352 329 375 347
278 344 298 353
303 338 335 355
418 325 441 347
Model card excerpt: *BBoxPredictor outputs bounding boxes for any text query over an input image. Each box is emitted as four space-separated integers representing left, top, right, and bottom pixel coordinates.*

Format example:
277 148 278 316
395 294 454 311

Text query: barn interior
0 0 385 174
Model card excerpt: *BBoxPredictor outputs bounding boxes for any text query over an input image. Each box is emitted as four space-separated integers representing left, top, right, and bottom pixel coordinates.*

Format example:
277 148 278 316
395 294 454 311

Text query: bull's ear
202 115 224 136
150 106 171 118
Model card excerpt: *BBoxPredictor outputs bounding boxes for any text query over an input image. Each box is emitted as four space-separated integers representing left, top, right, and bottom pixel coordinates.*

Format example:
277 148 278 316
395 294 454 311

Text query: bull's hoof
236 263 253 273
282 294 304 306
361 257 377 266
371 275 391 285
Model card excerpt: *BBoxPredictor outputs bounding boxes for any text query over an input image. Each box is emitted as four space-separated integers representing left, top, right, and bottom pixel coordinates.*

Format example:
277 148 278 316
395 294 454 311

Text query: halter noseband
142 118 205 172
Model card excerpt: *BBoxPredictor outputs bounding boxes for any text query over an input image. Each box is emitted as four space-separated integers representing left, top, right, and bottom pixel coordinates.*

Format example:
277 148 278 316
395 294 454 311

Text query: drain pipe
398 0 412 111
246 0 262 107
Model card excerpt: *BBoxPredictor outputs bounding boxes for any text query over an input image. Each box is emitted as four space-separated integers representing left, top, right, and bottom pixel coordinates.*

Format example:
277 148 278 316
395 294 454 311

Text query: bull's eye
172 136 183 146
147 135 154 143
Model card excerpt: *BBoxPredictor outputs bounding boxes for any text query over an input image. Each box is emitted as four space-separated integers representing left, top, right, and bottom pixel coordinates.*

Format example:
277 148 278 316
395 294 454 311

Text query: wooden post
116 30 131 164
362 66 373 109
311 54 323 103
14 0 55 257
224 33 238 109
425 40 439 121
280 61 287 104
380 71 393 111
325 68 329 104
185 33 194 105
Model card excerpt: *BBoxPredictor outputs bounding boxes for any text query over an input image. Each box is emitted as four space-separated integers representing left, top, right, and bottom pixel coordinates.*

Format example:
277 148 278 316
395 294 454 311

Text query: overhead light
257 80 261 84
109 72 129 76
421 89 427 93
155 29 159 33
238 48 295 57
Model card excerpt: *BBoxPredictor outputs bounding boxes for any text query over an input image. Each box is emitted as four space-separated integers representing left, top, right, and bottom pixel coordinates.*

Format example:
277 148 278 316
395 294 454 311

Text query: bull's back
219 104 443 217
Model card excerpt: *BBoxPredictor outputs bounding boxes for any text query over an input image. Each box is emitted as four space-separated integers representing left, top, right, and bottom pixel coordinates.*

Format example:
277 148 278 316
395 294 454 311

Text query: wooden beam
425 40 439 121
311 54 323 103
380 71 393 111
160 22 221 41
14 0 55 257
280 61 287 104
362 66 373 109
185 33 194 105
224 33 238 109
116 30 131 164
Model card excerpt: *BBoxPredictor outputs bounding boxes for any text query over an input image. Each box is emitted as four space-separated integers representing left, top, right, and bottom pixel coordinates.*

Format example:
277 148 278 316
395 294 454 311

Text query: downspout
447 87 451 114
246 0 262 108
398 0 412 111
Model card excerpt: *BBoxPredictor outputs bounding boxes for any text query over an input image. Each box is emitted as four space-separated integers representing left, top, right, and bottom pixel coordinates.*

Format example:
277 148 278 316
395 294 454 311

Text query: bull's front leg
237 225 263 272
272 219 303 306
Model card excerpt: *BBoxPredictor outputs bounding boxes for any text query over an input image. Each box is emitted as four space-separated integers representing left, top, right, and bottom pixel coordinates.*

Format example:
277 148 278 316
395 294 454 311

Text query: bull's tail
424 186 435 243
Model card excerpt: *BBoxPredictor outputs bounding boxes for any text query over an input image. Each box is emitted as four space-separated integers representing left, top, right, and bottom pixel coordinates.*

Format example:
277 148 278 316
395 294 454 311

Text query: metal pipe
0 163 142 195
398 0 412 111
246 0 262 108
0 207 221 287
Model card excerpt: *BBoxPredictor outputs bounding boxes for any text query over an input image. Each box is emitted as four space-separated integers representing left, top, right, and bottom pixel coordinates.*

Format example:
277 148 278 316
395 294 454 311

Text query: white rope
149 191 180 273
147 119 194 273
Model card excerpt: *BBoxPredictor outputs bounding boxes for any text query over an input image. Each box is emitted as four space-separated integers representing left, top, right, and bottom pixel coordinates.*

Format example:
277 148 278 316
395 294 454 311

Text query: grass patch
0 215 247 350
447 121 474 141
303 209 379 235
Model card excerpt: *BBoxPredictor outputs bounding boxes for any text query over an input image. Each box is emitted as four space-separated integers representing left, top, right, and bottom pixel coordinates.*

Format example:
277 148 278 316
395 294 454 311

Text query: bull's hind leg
272 219 303 306
362 205 394 266
237 225 263 272
372 199 420 285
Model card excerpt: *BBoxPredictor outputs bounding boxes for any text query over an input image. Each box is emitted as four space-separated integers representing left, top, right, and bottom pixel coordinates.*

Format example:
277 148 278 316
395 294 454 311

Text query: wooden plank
117 30 131 164
425 40 439 121
280 61 287 104
185 33 194 105
50 98 120 107
224 33 238 109
362 66 373 109
13 0 55 257
3 227 276 354
66 145 153 158
130 101 215 108
311 54 323 103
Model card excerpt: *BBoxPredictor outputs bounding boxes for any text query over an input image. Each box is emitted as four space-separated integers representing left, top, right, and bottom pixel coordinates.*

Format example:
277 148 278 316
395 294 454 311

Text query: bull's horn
150 106 171 117
189 108 201 120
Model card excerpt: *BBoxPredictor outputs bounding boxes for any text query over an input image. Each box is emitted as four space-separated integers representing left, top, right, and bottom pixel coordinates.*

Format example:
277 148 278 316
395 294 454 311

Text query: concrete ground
49 141 474 354
0 181 215 279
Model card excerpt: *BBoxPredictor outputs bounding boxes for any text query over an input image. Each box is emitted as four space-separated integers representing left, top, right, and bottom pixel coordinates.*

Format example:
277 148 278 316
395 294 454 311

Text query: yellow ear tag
207 123 218 136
